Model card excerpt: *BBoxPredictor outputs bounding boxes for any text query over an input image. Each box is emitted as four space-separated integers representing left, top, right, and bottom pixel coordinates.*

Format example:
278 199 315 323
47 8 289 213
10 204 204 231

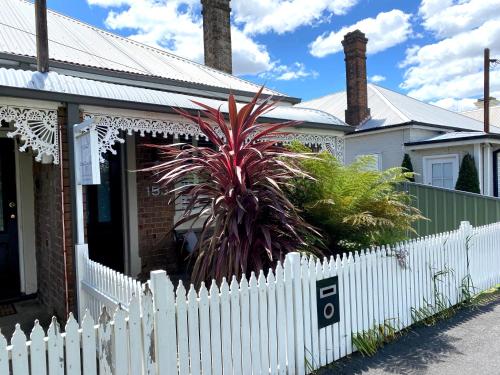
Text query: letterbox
316 276 340 329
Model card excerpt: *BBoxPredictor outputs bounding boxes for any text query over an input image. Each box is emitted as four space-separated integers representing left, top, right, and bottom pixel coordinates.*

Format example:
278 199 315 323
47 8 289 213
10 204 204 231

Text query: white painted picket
2 220 500 374
78 244 142 321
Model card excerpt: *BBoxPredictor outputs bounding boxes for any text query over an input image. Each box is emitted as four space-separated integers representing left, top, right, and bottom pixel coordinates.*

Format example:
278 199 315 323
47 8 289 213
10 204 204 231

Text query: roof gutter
0 53 302 105
405 135 500 150
345 120 485 136
0 85 347 131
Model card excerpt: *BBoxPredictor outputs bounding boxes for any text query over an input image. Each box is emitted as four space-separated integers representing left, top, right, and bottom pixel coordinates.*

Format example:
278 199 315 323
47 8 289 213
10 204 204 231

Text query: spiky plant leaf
143 90 317 284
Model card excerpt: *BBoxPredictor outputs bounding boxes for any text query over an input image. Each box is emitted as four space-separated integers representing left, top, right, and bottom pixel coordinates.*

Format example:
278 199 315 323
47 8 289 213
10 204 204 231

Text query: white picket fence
78 244 143 321
1 220 500 374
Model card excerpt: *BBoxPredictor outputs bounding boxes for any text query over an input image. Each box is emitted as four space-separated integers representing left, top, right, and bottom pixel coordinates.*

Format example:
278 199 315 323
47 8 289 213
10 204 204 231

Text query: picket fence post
286 252 305 375
76 243 89 322
459 221 474 295
0 331 6 375
150 270 178 375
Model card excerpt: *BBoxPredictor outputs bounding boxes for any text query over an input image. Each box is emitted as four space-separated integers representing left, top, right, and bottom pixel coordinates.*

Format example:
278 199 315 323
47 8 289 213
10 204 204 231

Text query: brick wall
34 107 74 319
135 135 179 280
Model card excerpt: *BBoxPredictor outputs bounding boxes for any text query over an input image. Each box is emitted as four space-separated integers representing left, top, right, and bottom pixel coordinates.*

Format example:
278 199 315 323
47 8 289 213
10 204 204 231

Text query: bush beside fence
1 220 500 374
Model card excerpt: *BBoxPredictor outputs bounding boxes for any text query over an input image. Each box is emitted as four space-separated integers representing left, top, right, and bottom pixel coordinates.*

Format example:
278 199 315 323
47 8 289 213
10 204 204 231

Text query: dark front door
87 151 125 273
0 138 21 300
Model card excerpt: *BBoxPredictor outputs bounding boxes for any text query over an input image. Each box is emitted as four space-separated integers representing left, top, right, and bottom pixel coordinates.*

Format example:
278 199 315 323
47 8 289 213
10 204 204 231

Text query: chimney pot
342 29 370 126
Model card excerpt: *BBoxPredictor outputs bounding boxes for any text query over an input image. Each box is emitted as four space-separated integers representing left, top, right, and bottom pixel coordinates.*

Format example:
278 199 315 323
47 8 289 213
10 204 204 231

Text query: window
424 155 459 190
431 162 454 188
356 153 382 171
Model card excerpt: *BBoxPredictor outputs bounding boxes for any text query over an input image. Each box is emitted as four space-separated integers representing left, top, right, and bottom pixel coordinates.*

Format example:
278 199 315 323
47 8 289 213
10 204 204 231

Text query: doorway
494 150 500 197
86 149 125 273
0 138 21 300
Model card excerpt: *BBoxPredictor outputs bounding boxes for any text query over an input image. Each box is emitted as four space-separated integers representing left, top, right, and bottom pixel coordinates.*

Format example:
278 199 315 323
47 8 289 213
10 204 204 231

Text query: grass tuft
351 319 398 357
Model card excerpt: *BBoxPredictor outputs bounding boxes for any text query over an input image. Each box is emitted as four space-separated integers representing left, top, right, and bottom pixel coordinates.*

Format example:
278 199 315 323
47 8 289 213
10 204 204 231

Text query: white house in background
298 30 500 197
460 104 500 196
461 103 500 126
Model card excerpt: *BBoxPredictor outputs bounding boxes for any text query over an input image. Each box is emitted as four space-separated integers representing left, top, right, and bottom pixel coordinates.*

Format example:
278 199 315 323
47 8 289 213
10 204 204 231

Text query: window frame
423 154 460 190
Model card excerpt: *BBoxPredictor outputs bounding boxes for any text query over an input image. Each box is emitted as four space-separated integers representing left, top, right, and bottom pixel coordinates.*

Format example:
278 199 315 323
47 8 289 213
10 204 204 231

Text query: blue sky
46 0 500 111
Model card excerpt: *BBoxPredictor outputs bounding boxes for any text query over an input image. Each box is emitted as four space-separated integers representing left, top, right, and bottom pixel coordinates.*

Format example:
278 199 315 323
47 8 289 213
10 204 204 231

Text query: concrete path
0 299 52 341
323 293 500 374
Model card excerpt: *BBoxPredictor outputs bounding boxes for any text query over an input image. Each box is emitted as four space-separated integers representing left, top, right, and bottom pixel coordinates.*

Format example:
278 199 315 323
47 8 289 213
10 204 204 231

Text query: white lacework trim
83 112 344 162
84 113 212 162
1 105 59 164
270 133 344 161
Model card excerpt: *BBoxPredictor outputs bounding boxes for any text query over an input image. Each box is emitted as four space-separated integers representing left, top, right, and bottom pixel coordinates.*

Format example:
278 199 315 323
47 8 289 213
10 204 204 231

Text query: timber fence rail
78 244 143 321
1 220 500 374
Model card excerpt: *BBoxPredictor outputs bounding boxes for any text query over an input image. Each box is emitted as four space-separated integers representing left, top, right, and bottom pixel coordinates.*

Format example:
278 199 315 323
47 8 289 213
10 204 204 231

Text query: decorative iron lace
84 112 345 162
1 105 59 164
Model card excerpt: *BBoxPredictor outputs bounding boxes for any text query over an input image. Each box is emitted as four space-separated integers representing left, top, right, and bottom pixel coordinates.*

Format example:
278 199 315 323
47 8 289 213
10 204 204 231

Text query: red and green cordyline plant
146 88 317 285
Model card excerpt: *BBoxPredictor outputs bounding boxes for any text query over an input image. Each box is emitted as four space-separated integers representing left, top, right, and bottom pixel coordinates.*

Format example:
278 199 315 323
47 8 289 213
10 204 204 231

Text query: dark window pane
97 161 112 223
0 160 4 232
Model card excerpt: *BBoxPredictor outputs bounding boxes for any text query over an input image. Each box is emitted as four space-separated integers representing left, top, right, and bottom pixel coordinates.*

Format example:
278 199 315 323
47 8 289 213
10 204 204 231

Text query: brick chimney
342 30 370 126
201 0 232 74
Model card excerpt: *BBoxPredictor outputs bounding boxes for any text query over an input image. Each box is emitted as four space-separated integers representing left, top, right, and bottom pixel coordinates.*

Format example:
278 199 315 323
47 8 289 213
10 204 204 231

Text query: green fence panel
400 182 500 237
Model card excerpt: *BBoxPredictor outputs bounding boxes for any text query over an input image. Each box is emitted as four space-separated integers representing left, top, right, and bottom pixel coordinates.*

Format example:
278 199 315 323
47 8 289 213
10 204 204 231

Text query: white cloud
232 0 359 35
260 62 319 81
87 0 335 79
91 0 273 76
309 9 413 58
400 11 500 102
231 28 273 75
430 97 478 112
369 75 386 83
87 0 129 6
399 0 500 106
102 0 204 63
419 0 500 37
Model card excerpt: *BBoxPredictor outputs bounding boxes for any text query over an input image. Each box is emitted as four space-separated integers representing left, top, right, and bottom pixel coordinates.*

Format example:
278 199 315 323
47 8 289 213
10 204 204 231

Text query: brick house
299 30 500 197
0 0 349 318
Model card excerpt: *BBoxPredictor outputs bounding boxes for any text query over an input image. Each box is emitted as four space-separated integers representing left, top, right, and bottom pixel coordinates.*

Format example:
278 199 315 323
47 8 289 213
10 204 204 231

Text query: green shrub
286 143 425 254
455 154 480 194
401 153 415 182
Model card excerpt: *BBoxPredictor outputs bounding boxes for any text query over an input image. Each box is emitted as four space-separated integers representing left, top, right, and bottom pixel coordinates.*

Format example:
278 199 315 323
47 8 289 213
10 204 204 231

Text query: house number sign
316 276 340 329
74 119 101 186
146 185 169 197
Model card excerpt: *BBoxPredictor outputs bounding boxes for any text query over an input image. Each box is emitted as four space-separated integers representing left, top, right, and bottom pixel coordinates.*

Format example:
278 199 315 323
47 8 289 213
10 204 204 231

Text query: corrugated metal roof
298 84 486 132
0 67 347 127
422 132 489 141
405 131 500 146
0 0 284 97
461 105 500 128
